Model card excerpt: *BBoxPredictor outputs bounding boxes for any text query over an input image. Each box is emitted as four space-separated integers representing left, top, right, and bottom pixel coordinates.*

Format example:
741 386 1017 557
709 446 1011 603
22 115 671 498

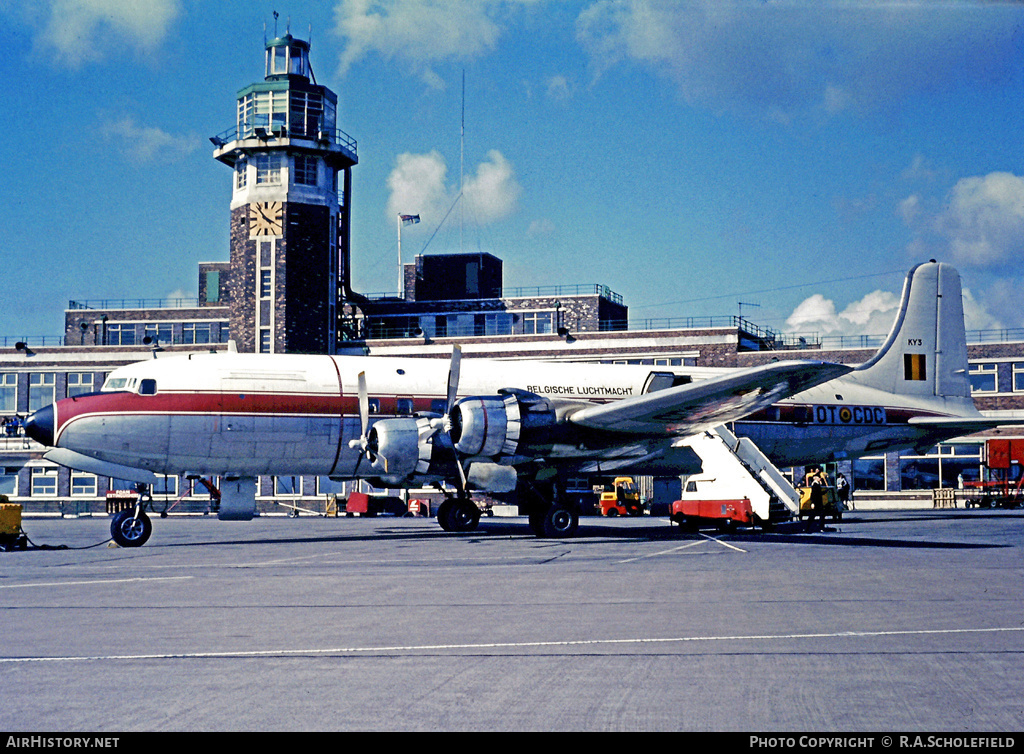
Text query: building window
521 311 553 335
235 158 247 190
255 154 282 184
852 456 886 491
274 476 301 496
105 323 136 346
181 323 212 345
71 472 97 497
31 467 58 497
0 373 16 413
294 155 317 186
144 323 173 346
153 475 178 497
0 467 18 496
260 270 272 299
484 313 513 336
66 373 94 398
290 91 324 137
969 363 997 394
1013 363 1024 392
28 373 55 412
205 271 221 304
259 328 272 353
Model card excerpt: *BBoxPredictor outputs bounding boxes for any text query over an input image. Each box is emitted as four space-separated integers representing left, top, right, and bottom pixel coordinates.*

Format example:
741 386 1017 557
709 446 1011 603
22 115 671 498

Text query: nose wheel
110 509 153 547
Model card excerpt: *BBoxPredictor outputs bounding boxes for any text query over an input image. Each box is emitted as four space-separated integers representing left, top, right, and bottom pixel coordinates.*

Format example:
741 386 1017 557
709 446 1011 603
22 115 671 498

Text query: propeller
348 371 387 474
432 346 469 495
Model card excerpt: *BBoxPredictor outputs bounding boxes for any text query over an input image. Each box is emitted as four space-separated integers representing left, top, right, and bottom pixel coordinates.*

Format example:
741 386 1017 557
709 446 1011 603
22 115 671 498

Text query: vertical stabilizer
849 262 971 400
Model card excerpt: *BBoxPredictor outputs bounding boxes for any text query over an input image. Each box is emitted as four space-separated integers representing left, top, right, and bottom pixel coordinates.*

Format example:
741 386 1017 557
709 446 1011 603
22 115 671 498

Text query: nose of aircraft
24 404 54 447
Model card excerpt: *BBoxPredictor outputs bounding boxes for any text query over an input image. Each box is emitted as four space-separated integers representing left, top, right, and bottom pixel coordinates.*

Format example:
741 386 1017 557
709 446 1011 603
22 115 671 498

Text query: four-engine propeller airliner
23 261 1001 546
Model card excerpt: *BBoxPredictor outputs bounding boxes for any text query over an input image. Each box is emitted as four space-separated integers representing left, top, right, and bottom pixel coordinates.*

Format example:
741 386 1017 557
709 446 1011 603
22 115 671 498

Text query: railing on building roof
69 298 210 311
363 283 625 306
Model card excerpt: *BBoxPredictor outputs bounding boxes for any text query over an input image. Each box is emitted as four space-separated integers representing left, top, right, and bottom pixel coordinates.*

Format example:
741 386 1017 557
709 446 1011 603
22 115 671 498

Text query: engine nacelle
367 417 434 481
450 392 556 462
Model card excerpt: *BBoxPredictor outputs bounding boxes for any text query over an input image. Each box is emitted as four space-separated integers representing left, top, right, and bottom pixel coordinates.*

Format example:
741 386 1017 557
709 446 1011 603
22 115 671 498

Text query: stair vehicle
671 426 803 530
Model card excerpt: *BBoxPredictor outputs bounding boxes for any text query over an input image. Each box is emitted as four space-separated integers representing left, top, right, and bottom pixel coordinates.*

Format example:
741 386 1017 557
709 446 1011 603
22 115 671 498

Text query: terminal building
3 34 1023 516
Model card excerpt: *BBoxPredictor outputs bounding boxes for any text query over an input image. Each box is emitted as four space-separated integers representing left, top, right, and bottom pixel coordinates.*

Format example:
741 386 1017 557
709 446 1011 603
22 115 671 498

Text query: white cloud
785 289 899 337
462 150 521 223
961 287 1006 333
334 0 503 83
24 0 181 67
101 115 199 164
574 0 1020 118
386 150 452 222
386 149 520 226
897 194 921 226
934 172 1024 268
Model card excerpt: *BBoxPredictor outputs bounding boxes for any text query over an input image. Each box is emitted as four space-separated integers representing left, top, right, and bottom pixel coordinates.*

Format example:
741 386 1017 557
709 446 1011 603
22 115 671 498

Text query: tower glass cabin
211 34 358 354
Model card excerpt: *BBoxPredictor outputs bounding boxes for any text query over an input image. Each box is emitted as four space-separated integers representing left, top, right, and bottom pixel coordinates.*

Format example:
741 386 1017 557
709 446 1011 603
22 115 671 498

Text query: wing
568 360 852 437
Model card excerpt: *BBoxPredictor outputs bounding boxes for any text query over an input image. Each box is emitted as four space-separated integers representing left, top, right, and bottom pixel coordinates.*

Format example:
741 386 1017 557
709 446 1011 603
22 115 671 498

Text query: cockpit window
102 376 156 395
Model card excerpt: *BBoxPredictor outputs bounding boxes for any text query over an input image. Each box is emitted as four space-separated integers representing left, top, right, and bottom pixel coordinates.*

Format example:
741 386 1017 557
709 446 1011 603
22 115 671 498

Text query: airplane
21 260 998 547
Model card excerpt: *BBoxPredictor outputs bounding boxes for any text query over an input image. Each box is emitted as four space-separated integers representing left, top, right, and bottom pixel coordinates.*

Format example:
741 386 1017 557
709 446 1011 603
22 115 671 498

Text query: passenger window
139 379 157 396
686 481 697 493
396 398 414 416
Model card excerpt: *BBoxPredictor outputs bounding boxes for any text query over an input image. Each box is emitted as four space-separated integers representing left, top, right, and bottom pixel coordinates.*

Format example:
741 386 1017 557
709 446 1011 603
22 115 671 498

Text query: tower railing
211 123 358 161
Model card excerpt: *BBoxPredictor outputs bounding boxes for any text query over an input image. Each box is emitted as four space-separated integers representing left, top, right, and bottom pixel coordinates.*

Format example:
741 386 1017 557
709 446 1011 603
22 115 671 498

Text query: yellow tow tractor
599 477 644 516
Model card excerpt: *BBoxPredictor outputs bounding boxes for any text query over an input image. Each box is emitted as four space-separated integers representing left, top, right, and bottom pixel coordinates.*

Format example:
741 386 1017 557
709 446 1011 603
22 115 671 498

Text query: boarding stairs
679 425 801 524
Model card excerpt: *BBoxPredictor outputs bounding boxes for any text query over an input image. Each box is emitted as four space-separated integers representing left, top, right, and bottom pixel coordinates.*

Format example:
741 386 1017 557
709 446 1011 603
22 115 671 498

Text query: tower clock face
249 201 283 237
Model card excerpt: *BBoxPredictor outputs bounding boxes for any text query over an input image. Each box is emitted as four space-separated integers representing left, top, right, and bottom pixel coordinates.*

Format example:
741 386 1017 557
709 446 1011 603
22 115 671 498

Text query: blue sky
3 0 1024 341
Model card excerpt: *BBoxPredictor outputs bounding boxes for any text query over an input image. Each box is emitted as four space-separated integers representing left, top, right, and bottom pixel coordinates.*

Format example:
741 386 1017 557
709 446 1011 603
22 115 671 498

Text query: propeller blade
348 372 372 477
446 345 462 415
357 371 369 440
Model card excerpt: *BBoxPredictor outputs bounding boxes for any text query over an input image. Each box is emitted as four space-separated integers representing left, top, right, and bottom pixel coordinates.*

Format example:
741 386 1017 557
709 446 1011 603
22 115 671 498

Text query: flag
400 214 420 226
904 353 926 381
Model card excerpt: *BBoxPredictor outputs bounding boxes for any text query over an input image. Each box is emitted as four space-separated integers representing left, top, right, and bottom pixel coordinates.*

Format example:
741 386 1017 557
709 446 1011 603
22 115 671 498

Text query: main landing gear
528 502 578 538
434 480 579 538
435 494 481 533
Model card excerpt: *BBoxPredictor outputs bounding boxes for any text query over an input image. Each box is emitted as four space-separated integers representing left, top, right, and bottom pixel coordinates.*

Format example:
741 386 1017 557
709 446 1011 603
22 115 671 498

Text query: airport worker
808 471 826 531
836 473 851 510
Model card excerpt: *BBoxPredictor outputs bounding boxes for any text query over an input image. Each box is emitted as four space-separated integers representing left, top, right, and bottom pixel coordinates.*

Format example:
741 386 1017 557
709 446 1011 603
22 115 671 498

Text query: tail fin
849 261 971 402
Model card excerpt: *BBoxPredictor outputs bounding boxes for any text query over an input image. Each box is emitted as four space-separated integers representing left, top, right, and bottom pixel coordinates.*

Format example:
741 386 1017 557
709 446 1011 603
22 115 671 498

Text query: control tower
211 33 359 354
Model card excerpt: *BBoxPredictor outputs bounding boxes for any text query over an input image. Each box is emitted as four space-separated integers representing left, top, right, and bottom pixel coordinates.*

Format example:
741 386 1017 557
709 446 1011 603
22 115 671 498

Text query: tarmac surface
2 510 1023 733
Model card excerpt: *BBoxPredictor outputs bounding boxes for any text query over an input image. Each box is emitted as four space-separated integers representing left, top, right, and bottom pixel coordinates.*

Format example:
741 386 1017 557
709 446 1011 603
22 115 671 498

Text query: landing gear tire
110 509 152 548
436 498 480 533
449 499 480 532
539 505 578 538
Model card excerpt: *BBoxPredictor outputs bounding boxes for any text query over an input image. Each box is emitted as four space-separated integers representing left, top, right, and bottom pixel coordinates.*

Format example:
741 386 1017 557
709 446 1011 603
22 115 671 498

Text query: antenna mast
460 70 465 255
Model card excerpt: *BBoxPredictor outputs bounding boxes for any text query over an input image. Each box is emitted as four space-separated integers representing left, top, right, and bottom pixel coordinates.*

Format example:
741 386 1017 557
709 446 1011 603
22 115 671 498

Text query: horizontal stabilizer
906 416 1018 433
44 448 158 485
